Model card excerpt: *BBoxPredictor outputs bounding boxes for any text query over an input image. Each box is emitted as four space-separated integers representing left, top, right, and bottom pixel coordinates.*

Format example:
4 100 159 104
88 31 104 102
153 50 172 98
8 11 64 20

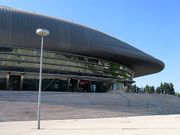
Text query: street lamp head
36 28 49 37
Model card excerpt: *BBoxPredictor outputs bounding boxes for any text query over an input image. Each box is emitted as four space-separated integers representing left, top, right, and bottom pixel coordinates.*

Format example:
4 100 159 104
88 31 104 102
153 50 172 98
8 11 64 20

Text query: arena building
0 6 164 92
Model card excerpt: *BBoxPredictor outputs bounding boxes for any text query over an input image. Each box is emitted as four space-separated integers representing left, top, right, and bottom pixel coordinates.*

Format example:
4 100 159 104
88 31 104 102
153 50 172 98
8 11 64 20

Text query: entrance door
8 75 21 90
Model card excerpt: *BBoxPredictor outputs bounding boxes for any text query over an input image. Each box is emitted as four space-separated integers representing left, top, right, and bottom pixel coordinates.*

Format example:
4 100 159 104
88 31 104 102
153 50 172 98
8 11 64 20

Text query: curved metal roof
0 6 164 77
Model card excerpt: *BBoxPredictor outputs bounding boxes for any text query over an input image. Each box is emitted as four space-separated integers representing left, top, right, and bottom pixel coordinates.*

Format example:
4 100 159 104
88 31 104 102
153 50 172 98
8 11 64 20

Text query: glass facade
0 45 134 92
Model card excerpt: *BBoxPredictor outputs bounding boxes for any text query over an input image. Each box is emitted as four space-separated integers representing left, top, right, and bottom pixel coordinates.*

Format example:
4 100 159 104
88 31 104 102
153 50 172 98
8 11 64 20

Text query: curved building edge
0 5 165 92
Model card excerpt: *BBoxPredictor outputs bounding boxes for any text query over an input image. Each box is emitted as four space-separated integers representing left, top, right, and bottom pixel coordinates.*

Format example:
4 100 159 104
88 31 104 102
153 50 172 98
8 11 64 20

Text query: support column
6 74 10 90
20 75 24 90
77 79 80 92
67 78 70 91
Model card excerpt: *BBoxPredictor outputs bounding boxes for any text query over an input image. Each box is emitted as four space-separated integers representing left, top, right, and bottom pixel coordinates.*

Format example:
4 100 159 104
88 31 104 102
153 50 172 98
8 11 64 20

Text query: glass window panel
0 46 134 80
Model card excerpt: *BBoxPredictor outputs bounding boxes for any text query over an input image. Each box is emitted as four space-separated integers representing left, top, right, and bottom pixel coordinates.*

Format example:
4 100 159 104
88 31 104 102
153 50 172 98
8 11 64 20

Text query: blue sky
1 0 180 92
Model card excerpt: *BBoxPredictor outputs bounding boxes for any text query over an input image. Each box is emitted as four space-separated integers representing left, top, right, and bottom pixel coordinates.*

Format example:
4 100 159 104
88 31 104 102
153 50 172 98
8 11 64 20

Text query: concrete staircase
0 91 180 120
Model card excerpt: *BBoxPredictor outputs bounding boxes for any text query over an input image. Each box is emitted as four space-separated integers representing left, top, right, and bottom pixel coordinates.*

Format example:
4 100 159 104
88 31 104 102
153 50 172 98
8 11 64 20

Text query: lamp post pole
36 28 49 130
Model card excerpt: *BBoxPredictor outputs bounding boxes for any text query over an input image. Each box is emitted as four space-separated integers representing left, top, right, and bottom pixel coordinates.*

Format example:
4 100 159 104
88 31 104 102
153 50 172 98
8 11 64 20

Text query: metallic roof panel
0 6 164 77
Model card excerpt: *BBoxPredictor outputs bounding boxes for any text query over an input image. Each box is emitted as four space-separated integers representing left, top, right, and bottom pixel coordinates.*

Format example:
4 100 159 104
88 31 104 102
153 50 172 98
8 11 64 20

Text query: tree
169 83 175 95
156 86 163 94
132 84 143 93
144 85 155 93
175 92 180 97
156 82 175 95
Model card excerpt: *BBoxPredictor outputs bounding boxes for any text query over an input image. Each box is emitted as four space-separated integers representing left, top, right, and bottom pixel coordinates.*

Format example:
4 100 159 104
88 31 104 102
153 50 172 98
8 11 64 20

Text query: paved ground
0 91 180 122
0 115 180 135
1 91 180 134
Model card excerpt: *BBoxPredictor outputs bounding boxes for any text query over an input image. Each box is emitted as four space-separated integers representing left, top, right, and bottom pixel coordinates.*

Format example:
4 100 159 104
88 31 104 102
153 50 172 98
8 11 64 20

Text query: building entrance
8 75 21 90
68 79 79 92
67 79 97 92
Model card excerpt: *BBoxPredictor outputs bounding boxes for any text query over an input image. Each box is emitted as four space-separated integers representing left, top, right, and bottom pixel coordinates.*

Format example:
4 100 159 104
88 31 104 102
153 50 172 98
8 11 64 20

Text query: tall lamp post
36 28 49 130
